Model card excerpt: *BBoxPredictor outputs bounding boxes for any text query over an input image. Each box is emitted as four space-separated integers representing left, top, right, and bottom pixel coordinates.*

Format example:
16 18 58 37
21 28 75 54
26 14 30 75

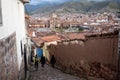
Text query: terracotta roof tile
67 33 86 40
27 28 34 37
31 38 44 47
41 35 61 42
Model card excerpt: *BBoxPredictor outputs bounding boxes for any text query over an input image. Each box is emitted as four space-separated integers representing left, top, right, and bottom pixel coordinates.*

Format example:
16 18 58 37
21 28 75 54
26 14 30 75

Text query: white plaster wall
0 0 26 69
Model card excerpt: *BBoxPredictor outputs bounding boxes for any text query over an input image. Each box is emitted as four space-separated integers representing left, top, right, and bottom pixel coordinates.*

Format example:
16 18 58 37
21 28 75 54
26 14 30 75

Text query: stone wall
0 32 19 80
48 34 118 80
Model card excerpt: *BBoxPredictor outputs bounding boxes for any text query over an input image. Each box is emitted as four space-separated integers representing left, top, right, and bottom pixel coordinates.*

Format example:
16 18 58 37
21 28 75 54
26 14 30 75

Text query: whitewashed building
0 0 29 80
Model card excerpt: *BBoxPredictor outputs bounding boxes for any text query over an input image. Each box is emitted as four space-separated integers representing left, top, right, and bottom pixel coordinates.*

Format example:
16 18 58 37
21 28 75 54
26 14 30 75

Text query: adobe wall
0 32 19 80
48 34 118 80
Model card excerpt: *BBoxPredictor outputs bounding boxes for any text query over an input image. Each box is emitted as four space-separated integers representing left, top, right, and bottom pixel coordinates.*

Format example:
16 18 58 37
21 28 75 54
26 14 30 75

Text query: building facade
0 0 29 80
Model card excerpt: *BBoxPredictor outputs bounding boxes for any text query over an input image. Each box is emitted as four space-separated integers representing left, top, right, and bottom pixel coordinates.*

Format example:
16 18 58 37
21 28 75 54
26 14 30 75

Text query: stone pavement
29 63 83 80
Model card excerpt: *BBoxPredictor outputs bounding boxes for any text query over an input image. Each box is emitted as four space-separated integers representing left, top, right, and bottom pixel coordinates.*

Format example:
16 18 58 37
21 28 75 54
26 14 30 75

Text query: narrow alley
29 63 82 80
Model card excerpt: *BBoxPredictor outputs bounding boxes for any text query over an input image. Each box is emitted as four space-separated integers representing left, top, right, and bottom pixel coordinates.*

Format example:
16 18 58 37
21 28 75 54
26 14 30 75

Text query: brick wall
48 34 118 80
0 32 19 80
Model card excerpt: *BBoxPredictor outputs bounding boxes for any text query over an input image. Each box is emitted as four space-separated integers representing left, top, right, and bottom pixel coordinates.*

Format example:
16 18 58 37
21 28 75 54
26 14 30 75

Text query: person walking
40 55 46 67
34 55 39 70
50 55 56 68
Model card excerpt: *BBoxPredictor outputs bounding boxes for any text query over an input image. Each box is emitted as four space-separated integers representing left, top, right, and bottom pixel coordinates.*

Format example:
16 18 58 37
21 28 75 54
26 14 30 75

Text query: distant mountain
25 0 120 16
25 1 61 15
25 0 80 13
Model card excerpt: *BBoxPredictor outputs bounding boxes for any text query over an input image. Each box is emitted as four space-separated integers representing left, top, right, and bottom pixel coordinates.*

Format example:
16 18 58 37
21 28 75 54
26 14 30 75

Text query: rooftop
41 35 61 42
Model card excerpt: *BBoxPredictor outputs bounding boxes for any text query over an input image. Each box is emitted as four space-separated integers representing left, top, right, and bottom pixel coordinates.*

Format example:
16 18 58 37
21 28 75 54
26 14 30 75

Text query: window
0 0 2 25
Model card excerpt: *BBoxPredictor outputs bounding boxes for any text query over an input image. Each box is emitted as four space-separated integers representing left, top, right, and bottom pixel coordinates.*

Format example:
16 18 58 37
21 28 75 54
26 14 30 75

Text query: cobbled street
29 64 82 80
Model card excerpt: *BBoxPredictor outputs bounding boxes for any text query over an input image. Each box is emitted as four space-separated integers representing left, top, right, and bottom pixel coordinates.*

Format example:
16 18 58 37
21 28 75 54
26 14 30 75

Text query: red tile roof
67 33 86 40
41 35 61 42
27 28 34 37
31 38 44 47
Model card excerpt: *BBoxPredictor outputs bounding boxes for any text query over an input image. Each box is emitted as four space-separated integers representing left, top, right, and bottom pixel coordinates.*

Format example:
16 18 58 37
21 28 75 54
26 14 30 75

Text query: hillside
25 0 120 16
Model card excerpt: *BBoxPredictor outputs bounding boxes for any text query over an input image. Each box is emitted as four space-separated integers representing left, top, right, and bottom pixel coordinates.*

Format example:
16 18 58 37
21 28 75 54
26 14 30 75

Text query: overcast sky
30 0 107 5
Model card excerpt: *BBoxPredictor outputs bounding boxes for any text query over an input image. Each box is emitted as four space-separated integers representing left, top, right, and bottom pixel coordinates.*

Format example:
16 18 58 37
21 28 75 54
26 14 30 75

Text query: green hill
30 1 120 16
